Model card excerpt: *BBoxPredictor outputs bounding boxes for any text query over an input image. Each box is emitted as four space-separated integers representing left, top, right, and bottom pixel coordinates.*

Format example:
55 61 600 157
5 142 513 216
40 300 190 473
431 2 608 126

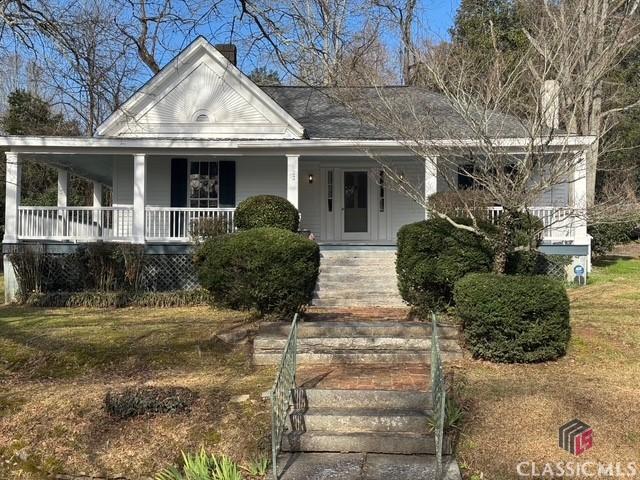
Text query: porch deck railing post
270 313 299 480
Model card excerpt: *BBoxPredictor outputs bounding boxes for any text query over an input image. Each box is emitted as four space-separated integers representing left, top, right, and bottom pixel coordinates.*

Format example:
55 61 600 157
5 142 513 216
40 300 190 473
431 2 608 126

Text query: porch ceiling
20 153 118 186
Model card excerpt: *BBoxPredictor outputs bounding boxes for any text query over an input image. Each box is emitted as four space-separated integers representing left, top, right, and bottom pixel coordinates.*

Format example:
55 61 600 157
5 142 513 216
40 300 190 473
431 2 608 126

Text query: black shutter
170 158 188 238
219 161 236 207
171 158 188 207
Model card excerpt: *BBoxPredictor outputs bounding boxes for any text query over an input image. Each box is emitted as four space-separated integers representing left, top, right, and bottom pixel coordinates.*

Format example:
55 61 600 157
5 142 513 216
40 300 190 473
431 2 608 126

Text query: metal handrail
431 312 446 480
269 313 299 480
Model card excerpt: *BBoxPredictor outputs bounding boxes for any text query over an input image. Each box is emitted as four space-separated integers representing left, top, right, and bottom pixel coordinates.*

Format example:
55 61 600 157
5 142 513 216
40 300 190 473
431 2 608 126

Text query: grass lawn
456 256 640 479
0 301 275 479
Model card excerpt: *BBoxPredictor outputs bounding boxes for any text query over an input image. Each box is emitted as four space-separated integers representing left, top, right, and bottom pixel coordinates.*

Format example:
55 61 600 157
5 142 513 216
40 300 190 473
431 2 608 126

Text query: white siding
389 162 425 239
236 156 287 202
146 156 172 206
113 157 133 205
298 161 321 235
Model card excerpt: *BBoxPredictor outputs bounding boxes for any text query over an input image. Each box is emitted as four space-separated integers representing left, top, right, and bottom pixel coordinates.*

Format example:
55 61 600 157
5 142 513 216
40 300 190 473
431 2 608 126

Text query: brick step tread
281 431 453 455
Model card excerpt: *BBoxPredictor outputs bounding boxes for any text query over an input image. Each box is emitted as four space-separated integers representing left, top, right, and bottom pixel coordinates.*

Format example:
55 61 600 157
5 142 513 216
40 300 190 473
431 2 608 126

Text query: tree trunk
492 211 516 274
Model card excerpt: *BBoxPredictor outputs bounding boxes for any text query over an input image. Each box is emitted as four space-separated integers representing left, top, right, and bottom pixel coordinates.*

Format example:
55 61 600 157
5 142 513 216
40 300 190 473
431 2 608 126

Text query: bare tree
374 0 417 84
240 0 397 85
522 0 640 205
329 40 622 272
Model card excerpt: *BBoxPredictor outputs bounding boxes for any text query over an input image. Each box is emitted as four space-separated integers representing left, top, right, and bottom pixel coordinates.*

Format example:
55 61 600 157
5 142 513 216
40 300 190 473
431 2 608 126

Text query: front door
342 170 370 240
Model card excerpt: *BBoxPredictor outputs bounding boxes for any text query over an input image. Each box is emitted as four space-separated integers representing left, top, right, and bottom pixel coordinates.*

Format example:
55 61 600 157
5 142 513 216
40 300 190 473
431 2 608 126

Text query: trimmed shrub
195 227 319 317
396 218 494 313
235 195 299 232
105 386 196 419
588 222 637 258
454 273 570 363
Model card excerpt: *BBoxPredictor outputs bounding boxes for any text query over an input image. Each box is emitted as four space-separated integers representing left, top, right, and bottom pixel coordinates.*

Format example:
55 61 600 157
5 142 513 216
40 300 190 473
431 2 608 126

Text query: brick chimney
541 79 560 129
215 44 237 66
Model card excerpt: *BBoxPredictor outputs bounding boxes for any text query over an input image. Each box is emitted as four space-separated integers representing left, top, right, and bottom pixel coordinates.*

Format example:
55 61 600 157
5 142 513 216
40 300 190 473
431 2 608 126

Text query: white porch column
571 150 591 275
4 152 21 303
132 153 146 243
93 181 103 208
572 151 588 238
424 156 438 219
286 154 299 209
57 168 68 207
4 152 21 244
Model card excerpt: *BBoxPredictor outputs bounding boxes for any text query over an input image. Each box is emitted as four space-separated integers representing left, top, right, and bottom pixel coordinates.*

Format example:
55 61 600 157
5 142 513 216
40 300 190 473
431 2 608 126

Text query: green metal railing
270 313 299 480
431 312 446 480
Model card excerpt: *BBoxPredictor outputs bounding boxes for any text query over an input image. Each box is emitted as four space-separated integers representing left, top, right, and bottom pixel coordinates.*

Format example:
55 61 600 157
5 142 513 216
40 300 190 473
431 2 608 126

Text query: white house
1 37 593 302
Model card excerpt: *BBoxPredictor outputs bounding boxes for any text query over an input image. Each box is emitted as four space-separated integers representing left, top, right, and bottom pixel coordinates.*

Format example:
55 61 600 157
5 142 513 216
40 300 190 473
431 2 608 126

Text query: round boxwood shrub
396 218 494 314
235 195 300 232
195 227 319 317
454 273 570 363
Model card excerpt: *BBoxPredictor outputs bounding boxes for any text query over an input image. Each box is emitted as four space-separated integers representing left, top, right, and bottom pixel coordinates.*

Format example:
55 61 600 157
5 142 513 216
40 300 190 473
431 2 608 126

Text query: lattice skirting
141 254 199 291
6 247 200 293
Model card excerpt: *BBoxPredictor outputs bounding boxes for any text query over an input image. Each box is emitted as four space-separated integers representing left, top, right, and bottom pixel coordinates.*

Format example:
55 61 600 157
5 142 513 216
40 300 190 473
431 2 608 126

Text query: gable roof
95 37 305 139
261 86 532 140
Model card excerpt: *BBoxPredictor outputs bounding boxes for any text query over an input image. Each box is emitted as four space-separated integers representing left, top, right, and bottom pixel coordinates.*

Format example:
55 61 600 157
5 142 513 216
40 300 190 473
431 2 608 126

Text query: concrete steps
281 388 454 455
283 431 453 455
312 248 404 308
290 408 430 433
253 321 463 366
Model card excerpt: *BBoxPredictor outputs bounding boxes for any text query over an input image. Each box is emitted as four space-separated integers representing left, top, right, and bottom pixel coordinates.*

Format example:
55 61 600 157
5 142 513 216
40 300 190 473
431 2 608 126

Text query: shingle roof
261 86 530 140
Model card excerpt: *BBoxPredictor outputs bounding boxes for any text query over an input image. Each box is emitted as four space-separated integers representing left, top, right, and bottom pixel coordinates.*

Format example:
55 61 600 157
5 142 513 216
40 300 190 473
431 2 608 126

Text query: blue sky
420 0 461 40
154 0 462 78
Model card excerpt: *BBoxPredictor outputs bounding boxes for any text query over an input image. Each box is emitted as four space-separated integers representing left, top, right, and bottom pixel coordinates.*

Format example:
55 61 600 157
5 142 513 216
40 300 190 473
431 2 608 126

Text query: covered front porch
3 138 589 246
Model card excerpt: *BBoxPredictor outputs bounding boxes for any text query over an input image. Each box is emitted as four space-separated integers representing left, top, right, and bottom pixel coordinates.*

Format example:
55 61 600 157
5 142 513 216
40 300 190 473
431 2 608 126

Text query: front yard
1 255 640 479
0 304 274 478
457 256 640 479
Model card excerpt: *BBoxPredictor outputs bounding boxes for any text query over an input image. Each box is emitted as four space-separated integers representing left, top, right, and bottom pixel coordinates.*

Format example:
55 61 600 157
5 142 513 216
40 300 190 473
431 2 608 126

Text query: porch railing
431 312 446 480
270 313 299 480
486 206 578 241
17 206 134 241
144 207 236 241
